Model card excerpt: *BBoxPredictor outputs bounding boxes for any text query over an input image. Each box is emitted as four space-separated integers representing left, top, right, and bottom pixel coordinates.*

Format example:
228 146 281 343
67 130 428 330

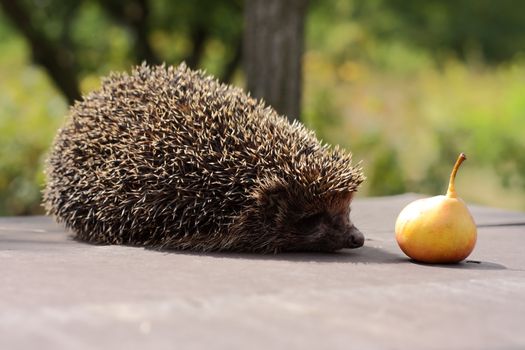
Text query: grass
303 50 525 210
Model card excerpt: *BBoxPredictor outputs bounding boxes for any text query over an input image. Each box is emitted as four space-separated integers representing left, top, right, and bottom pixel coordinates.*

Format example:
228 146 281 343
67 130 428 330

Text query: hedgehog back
44 64 340 250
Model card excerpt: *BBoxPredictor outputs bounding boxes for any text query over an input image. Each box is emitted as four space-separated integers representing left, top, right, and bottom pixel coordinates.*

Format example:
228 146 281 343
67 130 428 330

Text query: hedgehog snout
345 225 365 248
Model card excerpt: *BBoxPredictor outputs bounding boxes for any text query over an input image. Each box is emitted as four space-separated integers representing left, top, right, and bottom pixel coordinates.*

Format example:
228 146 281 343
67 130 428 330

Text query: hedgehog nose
346 226 364 248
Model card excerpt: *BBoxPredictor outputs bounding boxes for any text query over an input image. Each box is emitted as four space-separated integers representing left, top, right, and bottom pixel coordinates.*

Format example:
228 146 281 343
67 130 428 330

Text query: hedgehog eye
296 212 324 232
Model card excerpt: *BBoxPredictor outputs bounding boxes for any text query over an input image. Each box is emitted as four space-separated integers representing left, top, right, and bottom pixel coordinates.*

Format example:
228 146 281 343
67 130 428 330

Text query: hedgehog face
250 177 365 253
288 195 365 252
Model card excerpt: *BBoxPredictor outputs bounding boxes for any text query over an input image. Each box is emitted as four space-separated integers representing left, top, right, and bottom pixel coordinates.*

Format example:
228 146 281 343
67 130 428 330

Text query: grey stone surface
1 194 524 350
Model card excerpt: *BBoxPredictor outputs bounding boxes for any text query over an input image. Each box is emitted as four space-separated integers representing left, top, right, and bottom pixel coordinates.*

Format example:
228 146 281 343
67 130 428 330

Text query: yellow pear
395 153 477 263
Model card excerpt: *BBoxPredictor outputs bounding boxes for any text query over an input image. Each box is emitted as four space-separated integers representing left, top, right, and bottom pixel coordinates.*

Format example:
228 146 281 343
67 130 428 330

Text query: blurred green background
1 0 524 216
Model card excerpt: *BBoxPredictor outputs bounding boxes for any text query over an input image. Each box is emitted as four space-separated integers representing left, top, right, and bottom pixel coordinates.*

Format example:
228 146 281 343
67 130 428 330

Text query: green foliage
309 0 525 63
378 0 525 63
71 1 134 74
367 147 406 196
0 36 67 215
303 52 525 209
302 87 342 144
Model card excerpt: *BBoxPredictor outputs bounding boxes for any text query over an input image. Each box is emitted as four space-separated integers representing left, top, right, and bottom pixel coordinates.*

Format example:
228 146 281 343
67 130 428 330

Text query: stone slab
1 194 524 350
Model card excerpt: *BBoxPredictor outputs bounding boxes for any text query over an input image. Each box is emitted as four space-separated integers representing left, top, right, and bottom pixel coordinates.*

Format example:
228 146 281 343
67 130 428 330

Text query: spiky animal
44 63 365 253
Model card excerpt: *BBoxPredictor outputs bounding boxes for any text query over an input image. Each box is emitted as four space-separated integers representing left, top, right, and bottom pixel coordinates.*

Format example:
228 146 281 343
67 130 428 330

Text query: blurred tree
0 0 81 103
96 0 159 64
0 0 244 103
244 0 309 121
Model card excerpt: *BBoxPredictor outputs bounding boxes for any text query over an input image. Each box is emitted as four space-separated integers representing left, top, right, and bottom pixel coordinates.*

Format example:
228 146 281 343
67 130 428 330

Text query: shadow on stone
154 244 406 264
408 259 508 270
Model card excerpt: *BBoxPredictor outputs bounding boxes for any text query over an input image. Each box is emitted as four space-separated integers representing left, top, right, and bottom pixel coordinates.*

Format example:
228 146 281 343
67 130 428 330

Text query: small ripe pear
395 153 477 263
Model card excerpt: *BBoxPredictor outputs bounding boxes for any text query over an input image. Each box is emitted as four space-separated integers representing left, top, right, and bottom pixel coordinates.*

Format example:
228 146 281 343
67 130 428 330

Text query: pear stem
447 153 466 198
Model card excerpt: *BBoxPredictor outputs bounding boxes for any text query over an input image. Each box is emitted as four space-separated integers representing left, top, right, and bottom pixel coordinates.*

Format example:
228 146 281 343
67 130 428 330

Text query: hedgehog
43 63 365 253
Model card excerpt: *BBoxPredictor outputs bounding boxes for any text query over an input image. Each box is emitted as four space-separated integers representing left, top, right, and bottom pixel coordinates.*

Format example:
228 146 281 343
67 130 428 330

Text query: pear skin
395 153 477 263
